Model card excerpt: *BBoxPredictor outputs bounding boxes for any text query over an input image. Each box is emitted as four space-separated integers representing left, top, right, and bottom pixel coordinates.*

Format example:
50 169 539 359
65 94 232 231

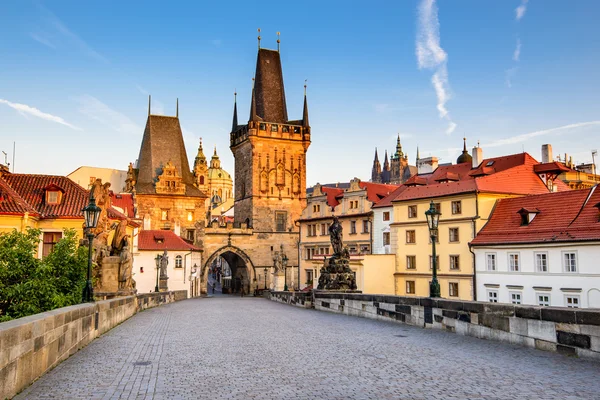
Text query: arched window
175 255 183 268
199 176 204 185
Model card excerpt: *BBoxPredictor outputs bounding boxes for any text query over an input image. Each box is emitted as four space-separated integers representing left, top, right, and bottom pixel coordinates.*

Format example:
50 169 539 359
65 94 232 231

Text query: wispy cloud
513 38 521 61
30 32 55 49
505 67 518 88
483 121 600 148
136 85 149 96
75 95 140 135
416 0 456 135
33 4 108 63
0 98 81 130
515 0 528 21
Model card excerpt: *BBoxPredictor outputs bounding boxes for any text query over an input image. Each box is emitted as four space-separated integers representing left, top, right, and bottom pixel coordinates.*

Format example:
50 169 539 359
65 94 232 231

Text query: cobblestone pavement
16 297 600 400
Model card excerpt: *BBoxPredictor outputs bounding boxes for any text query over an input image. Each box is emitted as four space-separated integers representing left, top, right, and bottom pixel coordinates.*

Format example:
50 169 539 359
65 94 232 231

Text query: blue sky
0 0 599 186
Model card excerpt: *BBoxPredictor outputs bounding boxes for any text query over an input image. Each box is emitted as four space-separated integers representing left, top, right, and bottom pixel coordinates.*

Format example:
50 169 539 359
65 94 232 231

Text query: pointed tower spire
396 134 404 158
257 28 261 49
232 90 238 131
249 78 257 122
148 95 151 116
176 98 179 118
456 137 473 164
277 31 281 52
371 148 382 183
302 80 309 127
416 146 420 164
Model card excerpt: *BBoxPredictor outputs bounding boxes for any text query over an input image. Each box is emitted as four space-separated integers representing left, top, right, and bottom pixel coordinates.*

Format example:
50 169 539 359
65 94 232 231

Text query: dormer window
594 202 600 221
44 184 64 205
486 161 495 167
518 207 540 226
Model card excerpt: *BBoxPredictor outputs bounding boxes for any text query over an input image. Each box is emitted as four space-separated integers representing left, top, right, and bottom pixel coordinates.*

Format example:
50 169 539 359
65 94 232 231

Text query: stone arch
202 245 256 293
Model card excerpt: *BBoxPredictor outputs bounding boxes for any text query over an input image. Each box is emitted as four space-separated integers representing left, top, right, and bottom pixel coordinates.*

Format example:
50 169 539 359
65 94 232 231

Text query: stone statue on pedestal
317 216 358 291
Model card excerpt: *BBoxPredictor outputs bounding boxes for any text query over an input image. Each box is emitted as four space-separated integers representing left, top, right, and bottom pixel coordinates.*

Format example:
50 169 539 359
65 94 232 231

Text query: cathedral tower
371 148 382 183
230 46 311 232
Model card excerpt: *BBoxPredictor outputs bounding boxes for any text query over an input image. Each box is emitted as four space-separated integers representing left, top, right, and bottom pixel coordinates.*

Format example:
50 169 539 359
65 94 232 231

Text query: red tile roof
138 230 201 251
372 185 408 209
321 186 344 208
393 153 569 202
358 181 399 204
111 193 135 217
0 173 134 224
471 186 600 245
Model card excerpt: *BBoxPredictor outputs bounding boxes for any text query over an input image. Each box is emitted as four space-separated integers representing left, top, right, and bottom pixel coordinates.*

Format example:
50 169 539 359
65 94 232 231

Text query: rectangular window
565 295 580 308
406 255 416 269
383 232 390 246
535 252 548 272
186 230 195 241
406 230 416 244
486 253 496 271
449 227 459 243
510 292 522 304
350 221 356 234
383 211 390 221
408 205 417 218
509 253 520 272
161 209 169 221
42 232 62 257
275 211 287 232
187 210 194 222
537 294 550 307
487 290 498 303
433 203 441 214
270 124 278 132
313 204 320 213
429 255 440 270
362 220 369 233
321 223 327 236
449 282 459 297
175 255 183 268
563 252 577 272
360 244 370 254
306 270 313 284
449 255 460 270
406 281 416 294
451 200 462 215
47 191 59 204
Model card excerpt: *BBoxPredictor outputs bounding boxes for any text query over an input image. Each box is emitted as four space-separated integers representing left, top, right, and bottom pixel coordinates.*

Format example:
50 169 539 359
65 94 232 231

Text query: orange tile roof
321 186 344 208
358 181 399 204
471 186 600 245
372 185 408 209
138 230 201 251
111 193 135 217
393 152 569 202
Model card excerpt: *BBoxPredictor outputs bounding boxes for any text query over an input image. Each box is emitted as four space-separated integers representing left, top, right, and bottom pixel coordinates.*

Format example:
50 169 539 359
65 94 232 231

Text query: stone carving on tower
155 160 186 195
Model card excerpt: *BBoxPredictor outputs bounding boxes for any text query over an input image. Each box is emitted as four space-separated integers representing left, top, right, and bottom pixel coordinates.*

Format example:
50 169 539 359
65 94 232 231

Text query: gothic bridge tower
230 44 311 232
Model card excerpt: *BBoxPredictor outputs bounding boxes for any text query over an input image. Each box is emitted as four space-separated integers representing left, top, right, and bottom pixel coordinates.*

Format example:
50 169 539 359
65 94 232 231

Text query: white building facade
474 243 600 308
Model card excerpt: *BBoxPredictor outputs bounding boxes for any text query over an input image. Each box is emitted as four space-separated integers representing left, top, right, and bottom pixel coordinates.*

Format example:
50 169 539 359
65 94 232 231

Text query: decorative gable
155 161 186 195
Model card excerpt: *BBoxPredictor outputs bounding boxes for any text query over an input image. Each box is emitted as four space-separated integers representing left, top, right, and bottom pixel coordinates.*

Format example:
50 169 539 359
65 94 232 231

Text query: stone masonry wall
0 290 187 399
270 291 600 362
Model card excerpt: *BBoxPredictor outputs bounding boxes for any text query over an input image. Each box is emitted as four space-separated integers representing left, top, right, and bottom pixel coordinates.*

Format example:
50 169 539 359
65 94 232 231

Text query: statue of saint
119 239 133 290
160 250 168 278
329 216 343 256
110 219 128 255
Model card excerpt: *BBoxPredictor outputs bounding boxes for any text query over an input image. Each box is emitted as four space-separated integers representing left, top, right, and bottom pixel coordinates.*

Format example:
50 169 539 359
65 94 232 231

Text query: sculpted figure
119 239 133 290
110 219 128 255
160 250 168 278
329 216 343 256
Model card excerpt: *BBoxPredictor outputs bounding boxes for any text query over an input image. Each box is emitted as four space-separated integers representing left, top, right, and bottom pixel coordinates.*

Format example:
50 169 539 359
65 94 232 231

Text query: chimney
472 146 483 168
541 144 553 164
417 156 439 174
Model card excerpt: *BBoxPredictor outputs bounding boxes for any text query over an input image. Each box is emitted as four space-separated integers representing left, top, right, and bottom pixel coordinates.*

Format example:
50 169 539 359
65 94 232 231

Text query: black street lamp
154 254 161 292
263 267 268 290
282 253 289 291
82 191 101 302
425 201 441 298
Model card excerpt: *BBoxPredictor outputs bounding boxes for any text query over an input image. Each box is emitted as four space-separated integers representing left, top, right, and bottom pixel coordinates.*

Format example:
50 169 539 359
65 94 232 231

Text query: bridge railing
270 291 600 361
0 290 187 399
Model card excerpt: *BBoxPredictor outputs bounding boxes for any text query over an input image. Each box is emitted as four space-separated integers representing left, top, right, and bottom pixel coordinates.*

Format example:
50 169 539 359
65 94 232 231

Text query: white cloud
416 0 456 135
515 0 528 21
30 33 56 49
505 67 518 88
75 95 140 135
0 98 81 130
483 121 600 148
513 38 521 61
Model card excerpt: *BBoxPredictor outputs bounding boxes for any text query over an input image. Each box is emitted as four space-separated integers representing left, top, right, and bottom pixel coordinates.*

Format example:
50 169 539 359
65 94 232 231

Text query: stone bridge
8 294 600 400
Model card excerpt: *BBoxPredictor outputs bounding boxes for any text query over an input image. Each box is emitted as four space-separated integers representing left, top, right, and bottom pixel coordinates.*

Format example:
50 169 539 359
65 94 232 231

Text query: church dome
456 138 472 164
207 168 231 180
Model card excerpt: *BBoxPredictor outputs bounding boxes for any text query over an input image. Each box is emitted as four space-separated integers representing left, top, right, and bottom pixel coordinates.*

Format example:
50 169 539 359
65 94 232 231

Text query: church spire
249 79 257 122
302 81 309 127
371 148 382 183
395 134 404 159
383 150 390 169
416 146 420 164
232 91 238 131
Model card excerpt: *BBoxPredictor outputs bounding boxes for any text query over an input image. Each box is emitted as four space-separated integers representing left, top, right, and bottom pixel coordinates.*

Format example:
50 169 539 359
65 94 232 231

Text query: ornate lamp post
154 254 161 293
425 201 441 298
82 191 101 302
263 267 268 290
282 252 289 291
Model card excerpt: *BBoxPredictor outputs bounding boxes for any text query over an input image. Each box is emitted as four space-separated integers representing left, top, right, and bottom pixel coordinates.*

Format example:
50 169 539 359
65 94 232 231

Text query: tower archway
202 245 256 294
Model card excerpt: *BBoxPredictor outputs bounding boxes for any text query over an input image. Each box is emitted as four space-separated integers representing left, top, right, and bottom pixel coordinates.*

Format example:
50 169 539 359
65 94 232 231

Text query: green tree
0 228 87 322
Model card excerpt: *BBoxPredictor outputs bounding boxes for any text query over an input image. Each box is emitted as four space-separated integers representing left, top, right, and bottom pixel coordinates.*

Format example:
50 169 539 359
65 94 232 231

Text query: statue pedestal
273 272 285 291
317 255 358 291
96 256 120 294
159 277 169 292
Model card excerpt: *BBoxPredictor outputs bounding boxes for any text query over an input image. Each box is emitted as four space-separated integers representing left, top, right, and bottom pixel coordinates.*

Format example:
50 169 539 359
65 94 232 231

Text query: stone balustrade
0 290 187 399
270 291 600 361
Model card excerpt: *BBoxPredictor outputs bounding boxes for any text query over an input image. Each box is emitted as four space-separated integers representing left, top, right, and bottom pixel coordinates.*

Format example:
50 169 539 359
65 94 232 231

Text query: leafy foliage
0 228 87 322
